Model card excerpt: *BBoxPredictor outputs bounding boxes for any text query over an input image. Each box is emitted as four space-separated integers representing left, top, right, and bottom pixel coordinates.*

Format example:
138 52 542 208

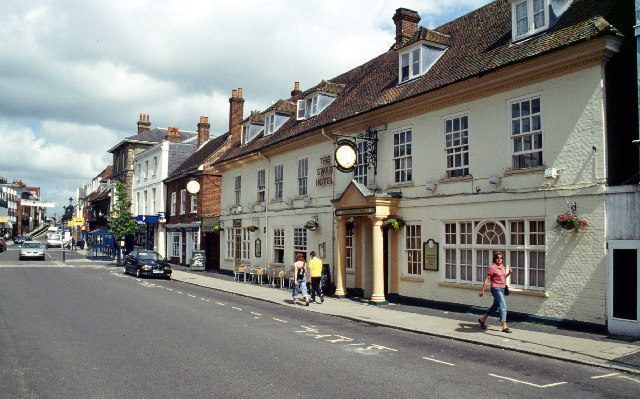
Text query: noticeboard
190 250 206 271
423 239 439 271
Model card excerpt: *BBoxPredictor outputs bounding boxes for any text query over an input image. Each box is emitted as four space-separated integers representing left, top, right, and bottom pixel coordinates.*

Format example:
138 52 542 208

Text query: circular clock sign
186 179 201 194
335 139 357 173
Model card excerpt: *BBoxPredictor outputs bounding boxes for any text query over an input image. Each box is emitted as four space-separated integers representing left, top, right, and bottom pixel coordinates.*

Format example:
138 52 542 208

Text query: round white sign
186 179 201 194
335 140 357 173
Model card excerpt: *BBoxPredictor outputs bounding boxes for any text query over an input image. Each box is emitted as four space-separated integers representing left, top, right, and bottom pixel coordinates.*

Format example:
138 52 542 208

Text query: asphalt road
1 243 639 398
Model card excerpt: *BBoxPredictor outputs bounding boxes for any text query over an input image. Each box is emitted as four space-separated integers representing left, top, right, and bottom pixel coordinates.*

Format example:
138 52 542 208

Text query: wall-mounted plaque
423 239 438 271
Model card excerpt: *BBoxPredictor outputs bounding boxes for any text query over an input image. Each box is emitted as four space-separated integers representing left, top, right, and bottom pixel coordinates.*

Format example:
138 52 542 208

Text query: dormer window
296 93 336 120
398 43 446 83
242 122 264 145
264 112 289 135
512 0 549 41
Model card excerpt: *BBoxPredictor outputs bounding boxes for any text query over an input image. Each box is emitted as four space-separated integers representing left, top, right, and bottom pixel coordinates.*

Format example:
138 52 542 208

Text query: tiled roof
215 0 624 165
166 133 230 181
263 99 296 115
108 128 196 153
96 165 113 181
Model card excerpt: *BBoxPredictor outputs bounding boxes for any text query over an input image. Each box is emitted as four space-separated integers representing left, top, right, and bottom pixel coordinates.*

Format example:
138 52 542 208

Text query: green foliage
383 217 406 231
107 180 139 239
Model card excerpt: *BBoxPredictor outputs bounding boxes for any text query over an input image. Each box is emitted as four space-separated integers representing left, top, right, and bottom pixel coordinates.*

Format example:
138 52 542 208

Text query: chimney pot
166 126 180 143
232 89 238 98
392 8 420 45
238 88 243 98
137 113 151 134
197 116 211 148
229 88 245 144
291 81 302 97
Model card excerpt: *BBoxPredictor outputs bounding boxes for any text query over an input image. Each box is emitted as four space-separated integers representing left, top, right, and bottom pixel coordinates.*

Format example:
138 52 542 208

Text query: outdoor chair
233 264 247 282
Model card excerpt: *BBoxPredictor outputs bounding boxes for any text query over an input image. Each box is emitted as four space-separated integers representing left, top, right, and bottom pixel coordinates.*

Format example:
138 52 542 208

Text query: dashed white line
250 312 262 316
187 294 196 298
176 291 183 294
232 306 243 311
591 373 620 379
200 298 209 302
422 356 455 366
488 373 567 388
166 288 173 291
215 302 225 306
272 318 288 323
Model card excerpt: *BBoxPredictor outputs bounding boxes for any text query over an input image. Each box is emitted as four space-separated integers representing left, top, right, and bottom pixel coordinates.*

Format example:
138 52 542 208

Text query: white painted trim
607 240 640 336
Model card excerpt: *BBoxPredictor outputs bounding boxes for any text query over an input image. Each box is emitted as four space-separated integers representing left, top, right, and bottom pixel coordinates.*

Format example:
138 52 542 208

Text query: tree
107 181 139 241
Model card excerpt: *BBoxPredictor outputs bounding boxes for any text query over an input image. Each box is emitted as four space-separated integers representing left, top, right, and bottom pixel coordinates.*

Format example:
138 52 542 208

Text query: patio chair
233 264 247 282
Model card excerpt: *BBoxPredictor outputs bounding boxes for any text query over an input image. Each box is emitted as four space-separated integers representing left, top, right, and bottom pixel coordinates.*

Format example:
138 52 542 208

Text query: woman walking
478 251 512 333
292 253 310 306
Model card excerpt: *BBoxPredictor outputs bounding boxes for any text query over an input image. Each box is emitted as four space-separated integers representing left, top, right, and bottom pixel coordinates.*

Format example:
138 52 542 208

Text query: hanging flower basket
382 217 406 231
211 224 223 234
305 220 319 231
247 225 259 232
556 211 589 231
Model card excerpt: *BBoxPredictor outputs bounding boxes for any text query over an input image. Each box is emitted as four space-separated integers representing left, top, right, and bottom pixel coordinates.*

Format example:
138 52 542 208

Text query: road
1 242 639 398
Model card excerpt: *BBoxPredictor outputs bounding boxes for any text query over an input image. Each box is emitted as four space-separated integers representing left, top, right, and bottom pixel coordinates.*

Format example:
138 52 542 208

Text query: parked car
19 241 45 261
123 250 172 279
0 238 6 252
13 235 32 245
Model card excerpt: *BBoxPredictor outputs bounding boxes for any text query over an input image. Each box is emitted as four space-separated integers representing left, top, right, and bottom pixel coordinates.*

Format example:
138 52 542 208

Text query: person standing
292 253 310 306
478 251 512 333
308 251 324 304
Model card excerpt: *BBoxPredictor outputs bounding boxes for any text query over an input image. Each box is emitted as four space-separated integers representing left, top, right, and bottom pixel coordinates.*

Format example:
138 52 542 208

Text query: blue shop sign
136 215 159 224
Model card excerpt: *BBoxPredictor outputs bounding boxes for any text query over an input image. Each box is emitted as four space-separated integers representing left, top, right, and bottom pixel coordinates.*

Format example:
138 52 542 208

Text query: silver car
19 241 46 261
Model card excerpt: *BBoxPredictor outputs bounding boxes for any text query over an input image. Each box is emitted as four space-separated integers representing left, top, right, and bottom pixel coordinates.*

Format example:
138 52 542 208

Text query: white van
46 233 63 248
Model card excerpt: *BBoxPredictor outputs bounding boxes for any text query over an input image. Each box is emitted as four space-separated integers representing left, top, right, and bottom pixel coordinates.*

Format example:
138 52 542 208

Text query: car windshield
137 252 162 262
23 242 41 248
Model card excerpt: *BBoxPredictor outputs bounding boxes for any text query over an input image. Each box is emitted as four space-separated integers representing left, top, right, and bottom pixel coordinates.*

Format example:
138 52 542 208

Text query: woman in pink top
478 251 512 333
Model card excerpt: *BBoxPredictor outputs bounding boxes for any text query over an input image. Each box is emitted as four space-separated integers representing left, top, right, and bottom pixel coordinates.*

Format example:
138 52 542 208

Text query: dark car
12 235 32 245
0 238 6 252
123 250 172 279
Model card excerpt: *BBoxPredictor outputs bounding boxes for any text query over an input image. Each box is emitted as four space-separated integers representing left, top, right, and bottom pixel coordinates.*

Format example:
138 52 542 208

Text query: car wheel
165 275 171 280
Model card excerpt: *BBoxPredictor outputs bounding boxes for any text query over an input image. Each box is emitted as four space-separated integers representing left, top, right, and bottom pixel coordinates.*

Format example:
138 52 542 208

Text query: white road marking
250 312 262 316
232 306 243 311
215 302 225 306
618 375 640 384
187 294 196 298
591 373 619 379
200 298 208 301
422 356 455 366
166 288 173 291
272 318 288 323
488 373 567 388
176 291 183 294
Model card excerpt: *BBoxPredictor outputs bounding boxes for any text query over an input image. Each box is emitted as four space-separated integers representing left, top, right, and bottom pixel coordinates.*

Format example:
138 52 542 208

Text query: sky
0 0 491 217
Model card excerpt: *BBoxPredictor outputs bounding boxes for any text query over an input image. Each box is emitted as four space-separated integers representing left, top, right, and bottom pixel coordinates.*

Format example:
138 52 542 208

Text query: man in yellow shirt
308 251 324 303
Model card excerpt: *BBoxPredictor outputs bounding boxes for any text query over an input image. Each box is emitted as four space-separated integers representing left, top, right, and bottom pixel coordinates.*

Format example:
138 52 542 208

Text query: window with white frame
234 176 241 205
143 190 147 215
296 93 336 120
191 231 198 251
512 0 548 41
191 194 197 213
354 141 368 186
257 169 266 203
144 160 149 179
274 164 283 200
136 163 141 181
443 219 545 289
297 158 308 196
273 228 284 263
511 95 542 169
170 192 176 216
242 122 264 145
171 233 180 257
264 112 288 135
398 43 446 83
405 224 422 275
346 223 354 270
242 228 250 261
293 227 307 260
393 128 413 183
151 188 156 214
444 114 469 178
180 189 186 214
152 157 157 177
226 228 235 259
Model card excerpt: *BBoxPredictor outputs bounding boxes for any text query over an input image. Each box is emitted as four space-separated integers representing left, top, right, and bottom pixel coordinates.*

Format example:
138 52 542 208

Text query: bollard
62 247 65 263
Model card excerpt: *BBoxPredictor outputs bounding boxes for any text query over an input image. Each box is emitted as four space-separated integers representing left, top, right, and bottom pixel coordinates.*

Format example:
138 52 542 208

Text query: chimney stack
392 8 420 45
197 116 210 148
137 113 151 134
229 88 245 144
166 126 180 143
291 81 302 97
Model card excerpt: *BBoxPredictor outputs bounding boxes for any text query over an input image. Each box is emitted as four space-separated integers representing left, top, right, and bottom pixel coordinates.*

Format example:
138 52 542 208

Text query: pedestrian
478 251 512 333
292 252 310 306
308 251 324 304
71 238 76 250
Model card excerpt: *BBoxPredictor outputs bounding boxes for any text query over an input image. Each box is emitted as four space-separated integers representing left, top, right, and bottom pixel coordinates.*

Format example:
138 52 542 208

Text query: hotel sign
316 155 333 186
335 207 375 216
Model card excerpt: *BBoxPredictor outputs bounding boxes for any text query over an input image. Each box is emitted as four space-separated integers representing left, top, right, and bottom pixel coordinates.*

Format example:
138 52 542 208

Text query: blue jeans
486 287 507 322
292 277 308 299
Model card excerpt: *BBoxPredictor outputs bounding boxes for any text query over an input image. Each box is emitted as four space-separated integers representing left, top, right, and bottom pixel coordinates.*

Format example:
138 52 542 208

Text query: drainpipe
258 151 270 268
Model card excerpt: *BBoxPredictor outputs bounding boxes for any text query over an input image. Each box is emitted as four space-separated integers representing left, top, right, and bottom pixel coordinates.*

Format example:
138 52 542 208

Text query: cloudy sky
0 0 490 216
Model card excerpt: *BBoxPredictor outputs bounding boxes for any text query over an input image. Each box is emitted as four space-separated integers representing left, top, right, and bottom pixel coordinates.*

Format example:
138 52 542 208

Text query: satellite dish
186 179 201 194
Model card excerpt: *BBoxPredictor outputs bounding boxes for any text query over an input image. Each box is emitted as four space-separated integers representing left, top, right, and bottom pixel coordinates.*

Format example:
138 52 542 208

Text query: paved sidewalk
165 267 640 374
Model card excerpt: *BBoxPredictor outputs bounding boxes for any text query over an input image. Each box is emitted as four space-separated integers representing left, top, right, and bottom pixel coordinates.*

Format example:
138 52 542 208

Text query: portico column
370 217 387 304
334 216 347 297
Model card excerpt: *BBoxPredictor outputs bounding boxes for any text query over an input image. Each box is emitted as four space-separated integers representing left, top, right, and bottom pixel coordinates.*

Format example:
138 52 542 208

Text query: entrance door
234 227 242 267
186 232 194 265
608 240 640 336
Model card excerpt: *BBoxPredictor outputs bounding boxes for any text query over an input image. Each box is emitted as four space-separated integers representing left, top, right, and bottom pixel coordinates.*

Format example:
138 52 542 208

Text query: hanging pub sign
316 155 334 186
423 239 439 271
